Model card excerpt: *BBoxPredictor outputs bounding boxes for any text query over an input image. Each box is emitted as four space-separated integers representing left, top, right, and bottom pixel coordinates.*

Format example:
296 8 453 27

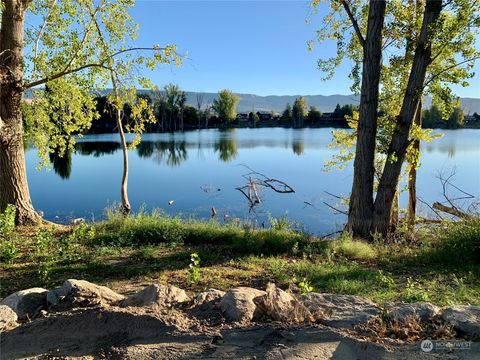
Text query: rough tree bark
346 0 386 238
408 100 422 230
0 0 38 224
373 0 442 235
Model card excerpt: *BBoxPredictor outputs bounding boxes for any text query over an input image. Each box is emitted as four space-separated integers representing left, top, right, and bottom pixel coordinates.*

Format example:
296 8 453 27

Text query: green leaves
212 89 240 122
0 205 16 237
188 252 201 284
20 0 183 165
298 278 313 296
313 0 479 187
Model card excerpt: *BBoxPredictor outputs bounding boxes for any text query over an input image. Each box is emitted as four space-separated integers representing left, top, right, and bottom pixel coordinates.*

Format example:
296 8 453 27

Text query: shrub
427 218 480 266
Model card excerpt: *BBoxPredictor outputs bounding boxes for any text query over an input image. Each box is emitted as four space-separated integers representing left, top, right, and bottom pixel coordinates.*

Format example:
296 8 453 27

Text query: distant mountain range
154 91 480 114
25 88 480 114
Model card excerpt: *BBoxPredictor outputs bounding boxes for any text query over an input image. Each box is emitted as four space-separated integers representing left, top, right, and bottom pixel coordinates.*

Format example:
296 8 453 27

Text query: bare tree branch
418 196 444 220
23 47 170 90
341 0 365 49
32 0 58 77
323 201 348 215
424 56 480 88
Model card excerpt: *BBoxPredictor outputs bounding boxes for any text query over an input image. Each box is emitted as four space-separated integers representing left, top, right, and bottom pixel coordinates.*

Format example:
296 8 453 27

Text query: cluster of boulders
1 279 479 340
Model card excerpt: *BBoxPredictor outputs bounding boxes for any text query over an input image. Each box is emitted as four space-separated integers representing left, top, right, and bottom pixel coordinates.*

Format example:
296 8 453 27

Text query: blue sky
132 0 479 97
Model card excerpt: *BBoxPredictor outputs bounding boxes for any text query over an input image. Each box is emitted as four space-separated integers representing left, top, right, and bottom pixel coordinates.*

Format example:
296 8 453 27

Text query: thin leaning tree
311 0 480 238
0 0 180 222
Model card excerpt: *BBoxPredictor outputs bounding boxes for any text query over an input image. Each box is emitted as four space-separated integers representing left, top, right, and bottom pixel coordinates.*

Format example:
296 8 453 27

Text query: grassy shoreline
1 209 479 306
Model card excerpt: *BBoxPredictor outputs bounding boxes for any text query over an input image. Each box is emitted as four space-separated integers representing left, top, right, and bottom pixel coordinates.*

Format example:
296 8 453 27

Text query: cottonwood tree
0 0 180 222
212 89 239 123
292 97 308 127
311 0 480 237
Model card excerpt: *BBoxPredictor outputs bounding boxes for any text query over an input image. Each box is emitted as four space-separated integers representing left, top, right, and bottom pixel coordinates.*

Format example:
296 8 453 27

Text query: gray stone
193 289 225 310
47 284 71 306
390 302 440 323
1 288 48 320
0 305 18 329
48 279 124 308
121 284 189 307
218 287 266 323
442 306 480 340
302 293 380 329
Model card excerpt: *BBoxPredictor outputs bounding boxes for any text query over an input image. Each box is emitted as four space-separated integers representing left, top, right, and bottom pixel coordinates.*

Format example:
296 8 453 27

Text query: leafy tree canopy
18 0 182 164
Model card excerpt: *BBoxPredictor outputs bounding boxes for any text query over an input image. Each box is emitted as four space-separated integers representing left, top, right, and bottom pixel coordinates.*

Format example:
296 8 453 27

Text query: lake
25 128 480 235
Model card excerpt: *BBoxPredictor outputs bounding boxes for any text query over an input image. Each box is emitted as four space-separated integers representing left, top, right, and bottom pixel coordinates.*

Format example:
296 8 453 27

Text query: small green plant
298 277 313 296
34 228 56 281
188 252 201 283
402 277 430 303
292 241 299 256
376 270 395 289
0 236 18 263
0 204 16 236
268 212 293 231
35 228 54 257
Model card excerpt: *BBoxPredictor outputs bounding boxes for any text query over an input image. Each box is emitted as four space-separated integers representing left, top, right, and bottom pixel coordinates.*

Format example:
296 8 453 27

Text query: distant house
236 113 249 122
256 111 275 121
322 112 333 119
464 114 478 125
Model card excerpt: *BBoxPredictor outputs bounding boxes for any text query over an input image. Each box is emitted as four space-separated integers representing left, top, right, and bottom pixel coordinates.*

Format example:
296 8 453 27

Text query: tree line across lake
82 85 353 134
57 84 478 136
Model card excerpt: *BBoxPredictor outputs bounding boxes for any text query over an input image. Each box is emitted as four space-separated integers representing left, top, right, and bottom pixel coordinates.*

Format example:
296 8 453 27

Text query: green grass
92 208 314 255
331 232 377 261
423 218 480 266
1 209 479 307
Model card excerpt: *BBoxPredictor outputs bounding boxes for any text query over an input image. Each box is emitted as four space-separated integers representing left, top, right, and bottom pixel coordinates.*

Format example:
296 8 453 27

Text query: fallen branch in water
236 165 295 211
322 201 348 215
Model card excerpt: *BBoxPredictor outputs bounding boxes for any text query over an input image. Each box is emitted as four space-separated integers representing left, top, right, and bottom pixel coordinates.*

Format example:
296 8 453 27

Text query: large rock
442 306 480 340
218 287 266 323
47 279 124 308
302 293 380 329
0 305 18 329
1 288 47 320
254 283 311 323
193 289 225 311
120 284 189 308
390 302 440 323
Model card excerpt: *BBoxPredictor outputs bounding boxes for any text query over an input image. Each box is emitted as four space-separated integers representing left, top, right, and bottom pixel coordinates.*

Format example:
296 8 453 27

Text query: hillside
24 89 480 114
145 91 480 114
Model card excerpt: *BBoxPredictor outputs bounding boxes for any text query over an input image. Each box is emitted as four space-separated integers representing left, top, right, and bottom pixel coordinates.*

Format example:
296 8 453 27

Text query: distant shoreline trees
82 88 478 135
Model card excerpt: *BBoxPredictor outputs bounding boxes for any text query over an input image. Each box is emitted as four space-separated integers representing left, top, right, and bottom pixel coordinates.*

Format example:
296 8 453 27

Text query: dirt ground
1 306 479 360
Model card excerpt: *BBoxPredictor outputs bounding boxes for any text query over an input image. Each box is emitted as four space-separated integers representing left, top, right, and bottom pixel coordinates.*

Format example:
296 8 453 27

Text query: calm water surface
25 128 480 234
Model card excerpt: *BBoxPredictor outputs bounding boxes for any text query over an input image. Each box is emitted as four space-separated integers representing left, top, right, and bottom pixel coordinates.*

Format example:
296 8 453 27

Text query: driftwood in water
236 165 294 211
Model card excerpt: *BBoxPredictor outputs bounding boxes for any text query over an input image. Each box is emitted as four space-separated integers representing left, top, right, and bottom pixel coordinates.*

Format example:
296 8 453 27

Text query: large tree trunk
346 0 386 238
408 100 422 230
0 0 38 224
373 0 442 235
